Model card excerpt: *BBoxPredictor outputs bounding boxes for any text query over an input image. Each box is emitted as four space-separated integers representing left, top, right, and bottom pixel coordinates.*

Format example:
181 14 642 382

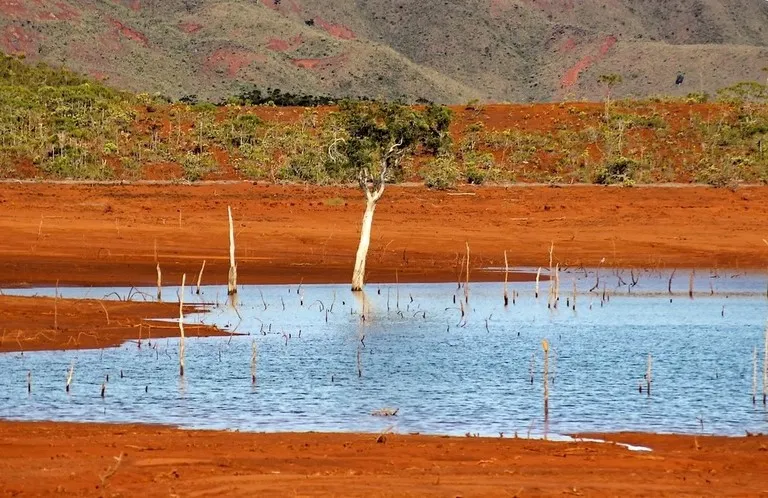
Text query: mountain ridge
0 0 766 102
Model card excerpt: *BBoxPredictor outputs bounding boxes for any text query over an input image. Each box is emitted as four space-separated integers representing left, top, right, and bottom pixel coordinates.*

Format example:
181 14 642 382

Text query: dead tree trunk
351 196 378 291
227 206 237 295
351 145 397 292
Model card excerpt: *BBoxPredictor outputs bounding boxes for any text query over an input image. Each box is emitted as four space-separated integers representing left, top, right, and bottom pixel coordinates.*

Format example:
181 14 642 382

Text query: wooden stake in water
54 279 59 330
27 371 31 394
156 263 162 301
66 361 74 393
250 340 258 384
227 206 237 295
535 267 541 299
503 251 509 307
572 279 577 311
529 352 534 384
395 269 400 310
464 242 470 304
688 270 695 299
196 260 206 295
753 346 758 405
542 339 550 420
668 269 676 295
356 345 362 378
179 273 186 377
763 323 768 405
646 353 653 397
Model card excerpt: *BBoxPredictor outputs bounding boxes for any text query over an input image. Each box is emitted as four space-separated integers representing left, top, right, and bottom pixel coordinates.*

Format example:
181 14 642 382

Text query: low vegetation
0 55 766 187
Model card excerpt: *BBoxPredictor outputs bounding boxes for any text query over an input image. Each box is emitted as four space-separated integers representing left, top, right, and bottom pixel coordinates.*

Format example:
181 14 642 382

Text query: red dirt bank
0 422 766 497
0 184 766 289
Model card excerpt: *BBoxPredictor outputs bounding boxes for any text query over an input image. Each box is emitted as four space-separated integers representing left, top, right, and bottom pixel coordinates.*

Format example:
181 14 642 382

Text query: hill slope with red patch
0 0 766 102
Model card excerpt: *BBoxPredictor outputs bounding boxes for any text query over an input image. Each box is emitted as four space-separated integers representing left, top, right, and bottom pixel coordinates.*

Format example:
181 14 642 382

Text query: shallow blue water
2 270 768 437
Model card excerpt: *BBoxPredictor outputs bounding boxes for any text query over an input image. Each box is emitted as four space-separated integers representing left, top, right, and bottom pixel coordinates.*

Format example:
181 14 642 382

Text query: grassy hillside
0 54 766 187
0 0 766 102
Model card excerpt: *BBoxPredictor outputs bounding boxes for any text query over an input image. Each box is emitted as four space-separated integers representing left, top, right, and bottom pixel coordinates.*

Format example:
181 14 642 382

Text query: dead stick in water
542 339 550 420
196 260 206 295
456 254 465 290
395 269 400 310
464 242 470 304
156 263 162 302
503 250 509 307
753 346 758 405
689 270 695 299
572 278 577 311
668 269 676 295
251 340 257 384
66 361 74 393
179 273 186 377
227 206 237 295
763 323 767 405
54 279 59 330
646 353 653 397
535 267 541 299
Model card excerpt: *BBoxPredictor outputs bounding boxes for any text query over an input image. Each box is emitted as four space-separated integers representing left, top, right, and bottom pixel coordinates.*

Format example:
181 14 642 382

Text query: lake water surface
2 269 767 437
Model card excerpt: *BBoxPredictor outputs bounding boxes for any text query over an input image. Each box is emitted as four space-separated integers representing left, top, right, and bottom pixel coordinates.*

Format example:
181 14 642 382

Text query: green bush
685 92 709 104
423 156 459 189
180 152 216 181
463 152 496 185
278 150 332 184
594 156 637 185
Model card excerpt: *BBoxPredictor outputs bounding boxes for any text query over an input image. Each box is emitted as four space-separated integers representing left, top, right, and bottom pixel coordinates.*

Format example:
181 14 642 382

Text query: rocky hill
1 0 767 102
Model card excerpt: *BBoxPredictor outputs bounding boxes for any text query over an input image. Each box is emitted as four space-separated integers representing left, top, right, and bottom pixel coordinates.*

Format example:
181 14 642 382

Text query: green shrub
685 92 709 104
463 152 496 185
39 152 112 180
277 150 332 184
103 142 118 155
594 156 637 185
694 156 746 187
180 152 216 181
423 156 459 189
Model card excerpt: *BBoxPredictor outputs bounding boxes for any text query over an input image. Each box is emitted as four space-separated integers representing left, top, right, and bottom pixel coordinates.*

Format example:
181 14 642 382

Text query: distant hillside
0 0 767 102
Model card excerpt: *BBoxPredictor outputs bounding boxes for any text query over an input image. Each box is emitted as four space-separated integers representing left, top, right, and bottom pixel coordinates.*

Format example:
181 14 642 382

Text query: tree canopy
333 101 452 198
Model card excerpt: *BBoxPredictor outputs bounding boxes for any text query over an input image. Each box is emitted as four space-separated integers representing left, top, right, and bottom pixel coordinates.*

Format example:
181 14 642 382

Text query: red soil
1 25 39 55
36 0 79 21
561 35 617 88
177 21 203 34
315 16 355 40
560 37 577 52
1 181 767 495
0 295 224 353
109 18 149 47
0 422 766 497
0 0 29 17
0 183 766 291
0 0 79 20
204 48 265 77
291 53 347 70
266 34 304 52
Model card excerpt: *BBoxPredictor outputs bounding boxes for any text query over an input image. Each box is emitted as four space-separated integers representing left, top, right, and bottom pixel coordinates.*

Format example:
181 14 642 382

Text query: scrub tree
334 101 452 291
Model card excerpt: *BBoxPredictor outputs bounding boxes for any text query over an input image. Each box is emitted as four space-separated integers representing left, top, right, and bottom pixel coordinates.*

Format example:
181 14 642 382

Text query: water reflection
2 271 768 436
